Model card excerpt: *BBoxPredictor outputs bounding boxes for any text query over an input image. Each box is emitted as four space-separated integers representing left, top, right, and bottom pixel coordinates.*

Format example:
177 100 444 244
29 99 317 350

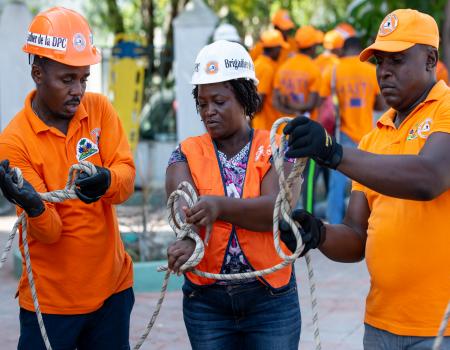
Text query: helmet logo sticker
378 14 398 36
26 32 67 51
205 61 219 75
73 33 87 52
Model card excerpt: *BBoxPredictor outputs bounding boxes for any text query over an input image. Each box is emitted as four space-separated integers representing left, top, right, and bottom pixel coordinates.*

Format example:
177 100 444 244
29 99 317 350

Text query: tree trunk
105 0 125 34
442 0 450 68
142 0 155 75
160 0 189 80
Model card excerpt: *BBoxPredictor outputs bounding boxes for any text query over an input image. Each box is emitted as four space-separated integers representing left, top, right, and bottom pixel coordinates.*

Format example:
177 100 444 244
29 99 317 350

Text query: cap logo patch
205 61 219 75
73 33 86 52
378 14 398 36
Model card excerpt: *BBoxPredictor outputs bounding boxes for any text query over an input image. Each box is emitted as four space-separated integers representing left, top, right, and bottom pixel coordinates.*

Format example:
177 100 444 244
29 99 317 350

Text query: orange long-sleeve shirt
0 91 135 314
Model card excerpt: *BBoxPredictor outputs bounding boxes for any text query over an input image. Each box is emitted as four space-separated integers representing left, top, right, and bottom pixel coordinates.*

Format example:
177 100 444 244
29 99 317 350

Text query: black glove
0 160 44 217
280 209 326 256
75 166 111 204
284 116 343 169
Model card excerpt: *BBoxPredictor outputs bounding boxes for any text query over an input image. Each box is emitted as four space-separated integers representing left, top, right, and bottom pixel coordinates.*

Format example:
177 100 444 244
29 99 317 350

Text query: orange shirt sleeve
319 67 332 98
309 65 322 94
430 98 450 134
0 142 62 243
98 97 136 204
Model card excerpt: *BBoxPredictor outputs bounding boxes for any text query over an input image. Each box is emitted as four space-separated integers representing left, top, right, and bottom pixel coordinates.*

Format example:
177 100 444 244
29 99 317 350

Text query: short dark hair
343 37 362 52
31 55 51 70
192 78 261 119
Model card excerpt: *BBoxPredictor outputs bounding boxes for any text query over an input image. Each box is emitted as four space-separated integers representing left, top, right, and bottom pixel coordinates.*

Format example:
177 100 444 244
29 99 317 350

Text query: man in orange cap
253 29 288 130
281 9 450 348
250 9 297 65
0 7 135 349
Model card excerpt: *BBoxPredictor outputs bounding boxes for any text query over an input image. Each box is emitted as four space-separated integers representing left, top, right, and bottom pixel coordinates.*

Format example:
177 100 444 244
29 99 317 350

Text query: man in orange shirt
0 8 135 349
282 9 450 348
253 29 287 130
320 37 385 224
273 25 322 119
250 9 297 66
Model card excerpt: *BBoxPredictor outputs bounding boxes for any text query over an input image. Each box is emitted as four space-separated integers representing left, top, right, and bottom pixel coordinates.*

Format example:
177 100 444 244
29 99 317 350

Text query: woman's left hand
183 196 221 244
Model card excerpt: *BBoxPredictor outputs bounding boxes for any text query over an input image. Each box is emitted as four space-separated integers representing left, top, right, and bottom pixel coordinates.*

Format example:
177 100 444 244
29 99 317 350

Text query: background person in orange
320 36 385 224
436 59 449 84
252 29 288 131
272 25 322 120
281 9 450 348
0 7 135 349
250 9 297 66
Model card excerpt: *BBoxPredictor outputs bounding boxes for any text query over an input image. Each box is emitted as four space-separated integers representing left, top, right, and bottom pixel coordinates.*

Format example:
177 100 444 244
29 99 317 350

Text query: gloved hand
284 116 343 169
75 166 111 204
279 209 326 256
0 160 44 217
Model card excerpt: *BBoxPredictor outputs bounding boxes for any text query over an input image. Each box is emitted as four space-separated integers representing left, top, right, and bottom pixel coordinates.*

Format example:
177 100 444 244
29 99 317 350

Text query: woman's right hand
167 238 196 275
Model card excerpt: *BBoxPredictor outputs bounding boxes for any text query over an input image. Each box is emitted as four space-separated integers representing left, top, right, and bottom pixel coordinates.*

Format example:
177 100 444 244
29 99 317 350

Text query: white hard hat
191 40 258 85
213 23 241 43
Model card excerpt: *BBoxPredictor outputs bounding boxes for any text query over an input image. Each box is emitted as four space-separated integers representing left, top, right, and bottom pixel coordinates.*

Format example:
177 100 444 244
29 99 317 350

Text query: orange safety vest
180 129 292 289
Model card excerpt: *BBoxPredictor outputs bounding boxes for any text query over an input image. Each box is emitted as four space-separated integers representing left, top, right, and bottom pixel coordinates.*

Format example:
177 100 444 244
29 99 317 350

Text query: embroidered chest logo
90 128 101 145
417 118 432 139
406 125 418 141
254 145 272 161
76 138 99 161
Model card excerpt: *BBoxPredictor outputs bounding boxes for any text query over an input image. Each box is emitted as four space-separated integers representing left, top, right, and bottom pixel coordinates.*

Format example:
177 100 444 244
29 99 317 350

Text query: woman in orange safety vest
165 40 301 350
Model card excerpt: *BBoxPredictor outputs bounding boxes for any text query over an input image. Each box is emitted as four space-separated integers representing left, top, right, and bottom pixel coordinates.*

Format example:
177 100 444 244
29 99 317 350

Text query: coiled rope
133 117 323 350
0 161 97 350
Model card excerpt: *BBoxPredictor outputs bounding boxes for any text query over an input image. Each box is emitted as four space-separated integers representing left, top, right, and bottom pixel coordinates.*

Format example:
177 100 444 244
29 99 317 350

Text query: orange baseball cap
335 22 356 39
315 29 324 44
260 29 289 49
323 29 345 50
360 9 439 61
272 9 295 31
295 25 317 49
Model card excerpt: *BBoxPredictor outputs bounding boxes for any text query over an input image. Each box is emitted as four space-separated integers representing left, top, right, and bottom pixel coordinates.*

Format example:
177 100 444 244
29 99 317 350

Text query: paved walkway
0 216 370 350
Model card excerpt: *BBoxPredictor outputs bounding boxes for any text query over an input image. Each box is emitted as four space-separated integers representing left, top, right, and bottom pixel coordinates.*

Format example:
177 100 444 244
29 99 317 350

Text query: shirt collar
25 90 89 134
376 81 448 129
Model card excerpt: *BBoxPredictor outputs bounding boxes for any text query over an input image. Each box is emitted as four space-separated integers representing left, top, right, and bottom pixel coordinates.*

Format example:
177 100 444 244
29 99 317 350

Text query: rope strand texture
0 161 97 350
134 117 323 350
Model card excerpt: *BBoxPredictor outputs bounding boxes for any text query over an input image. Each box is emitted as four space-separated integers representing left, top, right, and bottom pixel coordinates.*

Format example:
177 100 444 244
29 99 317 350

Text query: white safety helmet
213 23 241 43
191 40 258 86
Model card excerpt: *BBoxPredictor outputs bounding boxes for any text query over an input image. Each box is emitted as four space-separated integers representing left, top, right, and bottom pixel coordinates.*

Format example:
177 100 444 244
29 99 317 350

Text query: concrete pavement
0 215 369 349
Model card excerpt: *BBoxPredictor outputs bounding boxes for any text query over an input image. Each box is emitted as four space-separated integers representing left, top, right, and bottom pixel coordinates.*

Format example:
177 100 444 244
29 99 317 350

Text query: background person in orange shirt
250 9 297 66
320 37 385 224
273 25 322 119
0 7 135 349
436 60 449 84
281 9 450 348
252 29 288 131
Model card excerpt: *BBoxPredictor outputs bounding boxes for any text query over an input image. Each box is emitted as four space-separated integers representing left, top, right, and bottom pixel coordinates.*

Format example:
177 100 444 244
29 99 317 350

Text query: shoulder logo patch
76 138 99 161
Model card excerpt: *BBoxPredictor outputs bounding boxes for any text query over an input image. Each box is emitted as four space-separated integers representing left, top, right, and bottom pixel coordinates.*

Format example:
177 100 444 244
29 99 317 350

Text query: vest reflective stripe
180 129 292 289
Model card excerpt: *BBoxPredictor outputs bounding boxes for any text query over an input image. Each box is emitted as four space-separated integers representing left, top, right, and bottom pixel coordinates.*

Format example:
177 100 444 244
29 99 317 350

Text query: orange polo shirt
273 53 321 120
253 55 280 131
352 81 450 336
320 55 379 143
0 91 135 314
